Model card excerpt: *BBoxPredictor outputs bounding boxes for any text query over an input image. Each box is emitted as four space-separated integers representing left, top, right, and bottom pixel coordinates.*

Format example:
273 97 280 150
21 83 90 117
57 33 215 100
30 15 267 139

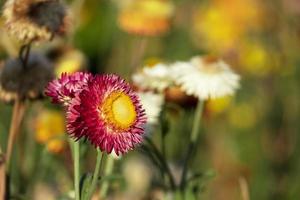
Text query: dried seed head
0 53 54 102
28 1 67 33
3 0 69 43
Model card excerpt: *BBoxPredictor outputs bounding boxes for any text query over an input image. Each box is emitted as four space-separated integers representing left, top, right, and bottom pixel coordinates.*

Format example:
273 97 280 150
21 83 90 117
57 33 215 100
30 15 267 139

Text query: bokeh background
1 0 300 199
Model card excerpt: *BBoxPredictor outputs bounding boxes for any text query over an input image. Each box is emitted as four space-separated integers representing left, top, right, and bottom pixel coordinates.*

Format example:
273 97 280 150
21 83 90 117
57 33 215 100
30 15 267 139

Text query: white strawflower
172 56 240 100
132 63 174 92
138 91 164 124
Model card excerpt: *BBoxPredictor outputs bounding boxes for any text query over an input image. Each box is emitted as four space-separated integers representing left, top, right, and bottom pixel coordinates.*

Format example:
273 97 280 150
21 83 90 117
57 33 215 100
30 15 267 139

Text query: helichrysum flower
137 91 164 124
172 56 240 100
0 53 53 102
66 74 146 155
117 0 174 36
132 63 174 92
3 0 68 43
45 72 92 106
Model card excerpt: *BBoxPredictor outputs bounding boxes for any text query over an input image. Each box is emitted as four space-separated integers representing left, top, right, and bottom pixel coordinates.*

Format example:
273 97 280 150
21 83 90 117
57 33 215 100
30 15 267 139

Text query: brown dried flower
0 53 54 102
3 0 69 43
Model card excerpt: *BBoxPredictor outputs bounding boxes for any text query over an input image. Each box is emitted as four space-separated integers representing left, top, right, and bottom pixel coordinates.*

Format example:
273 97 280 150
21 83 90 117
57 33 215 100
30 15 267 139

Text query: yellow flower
35 109 65 153
117 0 174 36
192 0 262 52
134 0 174 18
55 49 86 76
193 7 240 50
206 96 232 115
238 41 281 76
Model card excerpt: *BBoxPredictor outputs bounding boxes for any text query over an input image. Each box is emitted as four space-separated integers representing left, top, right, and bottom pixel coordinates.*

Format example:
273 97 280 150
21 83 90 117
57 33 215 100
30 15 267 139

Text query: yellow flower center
101 91 137 130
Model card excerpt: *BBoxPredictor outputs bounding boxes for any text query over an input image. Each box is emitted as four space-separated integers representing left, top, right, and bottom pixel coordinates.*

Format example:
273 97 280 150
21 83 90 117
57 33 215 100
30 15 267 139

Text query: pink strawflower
45 72 92 106
67 74 146 155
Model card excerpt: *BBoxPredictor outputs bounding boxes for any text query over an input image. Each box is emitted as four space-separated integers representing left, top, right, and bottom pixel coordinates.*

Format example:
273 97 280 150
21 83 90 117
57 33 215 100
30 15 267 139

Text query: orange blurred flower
117 0 174 36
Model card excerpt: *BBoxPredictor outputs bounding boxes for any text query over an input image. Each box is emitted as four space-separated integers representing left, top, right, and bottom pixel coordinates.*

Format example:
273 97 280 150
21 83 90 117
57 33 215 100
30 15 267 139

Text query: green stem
161 133 167 185
74 141 80 200
174 189 183 200
190 100 204 142
161 134 166 160
100 155 115 198
180 100 204 190
140 145 165 176
85 149 104 200
145 138 176 190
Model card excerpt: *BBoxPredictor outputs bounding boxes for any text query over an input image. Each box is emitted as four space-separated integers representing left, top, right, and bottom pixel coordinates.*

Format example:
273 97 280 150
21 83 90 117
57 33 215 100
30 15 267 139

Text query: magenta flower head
45 72 92 106
67 74 147 155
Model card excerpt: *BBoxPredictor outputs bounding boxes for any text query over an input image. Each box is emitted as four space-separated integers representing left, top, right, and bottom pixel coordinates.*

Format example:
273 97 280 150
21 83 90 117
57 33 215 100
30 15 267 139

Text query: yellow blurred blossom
117 0 174 36
206 96 233 115
35 109 66 153
238 41 281 76
193 7 240 50
193 0 262 52
55 49 86 77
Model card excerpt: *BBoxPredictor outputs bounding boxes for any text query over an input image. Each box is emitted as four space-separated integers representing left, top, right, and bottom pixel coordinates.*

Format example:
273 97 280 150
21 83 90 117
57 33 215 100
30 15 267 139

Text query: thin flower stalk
145 137 176 190
6 42 32 169
180 100 204 190
85 149 104 200
0 147 5 200
190 100 204 143
100 155 115 198
19 43 32 68
73 141 80 200
6 98 26 168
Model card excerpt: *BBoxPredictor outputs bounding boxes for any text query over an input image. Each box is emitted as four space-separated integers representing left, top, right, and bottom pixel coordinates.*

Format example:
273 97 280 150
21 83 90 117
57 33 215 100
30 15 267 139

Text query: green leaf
80 173 93 200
